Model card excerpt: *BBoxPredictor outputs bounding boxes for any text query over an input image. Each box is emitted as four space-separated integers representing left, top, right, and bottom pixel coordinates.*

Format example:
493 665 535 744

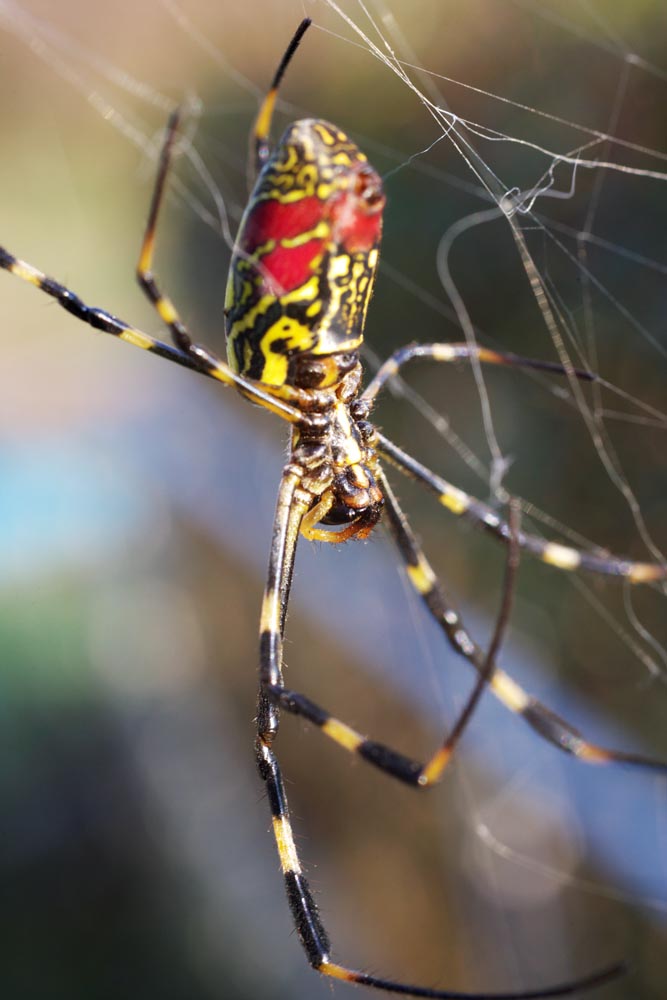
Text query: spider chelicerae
2 17 666 1000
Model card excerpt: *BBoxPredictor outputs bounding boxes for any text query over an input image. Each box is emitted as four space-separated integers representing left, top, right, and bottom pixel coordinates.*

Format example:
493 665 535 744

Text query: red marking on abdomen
242 197 323 247
259 239 324 294
240 196 326 293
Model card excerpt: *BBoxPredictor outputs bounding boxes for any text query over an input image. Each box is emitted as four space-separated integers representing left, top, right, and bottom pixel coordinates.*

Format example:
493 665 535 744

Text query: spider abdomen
225 119 384 388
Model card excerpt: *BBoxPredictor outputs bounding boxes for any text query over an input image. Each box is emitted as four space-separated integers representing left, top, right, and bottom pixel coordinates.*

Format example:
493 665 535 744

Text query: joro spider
3 17 667 1000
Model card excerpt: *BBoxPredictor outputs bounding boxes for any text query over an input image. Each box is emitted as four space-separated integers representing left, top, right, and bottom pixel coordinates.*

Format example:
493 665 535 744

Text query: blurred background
0 1 666 998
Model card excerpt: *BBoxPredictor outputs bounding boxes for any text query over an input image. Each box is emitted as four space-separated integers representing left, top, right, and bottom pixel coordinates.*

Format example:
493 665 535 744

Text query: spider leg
250 17 312 182
385 474 522 785
378 449 667 772
378 432 667 585
269 462 666 781
362 342 596 404
269 460 666 776
0 246 315 424
267 479 520 788
136 107 198 355
257 467 622 999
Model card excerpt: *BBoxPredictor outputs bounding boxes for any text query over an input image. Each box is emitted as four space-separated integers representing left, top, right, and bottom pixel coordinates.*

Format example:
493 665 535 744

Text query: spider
2 17 666 1000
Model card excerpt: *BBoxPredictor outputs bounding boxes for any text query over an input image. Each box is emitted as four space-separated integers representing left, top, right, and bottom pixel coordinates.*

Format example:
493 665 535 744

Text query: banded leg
378 432 667 584
268 478 521 788
269 476 667 784
250 17 312 180
136 107 196 355
255 466 334 979
268 465 666 777
0 246 319 424
380 459 667 773
363 342 596 405
256 468 622 998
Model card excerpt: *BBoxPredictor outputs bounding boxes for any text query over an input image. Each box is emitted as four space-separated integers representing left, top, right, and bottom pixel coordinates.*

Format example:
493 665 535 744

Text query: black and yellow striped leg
378 433 667 585
136 107 195 355
258 727 622 998
257 466 309 739
379 459 667 774
0 247 312 424
250 17 312 181
256 472 624 999
362 342 595 404
254 466 333 979
267 486 520 788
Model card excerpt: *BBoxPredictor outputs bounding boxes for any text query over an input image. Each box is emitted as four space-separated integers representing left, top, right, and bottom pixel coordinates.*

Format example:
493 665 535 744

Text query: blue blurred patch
0 441 149 583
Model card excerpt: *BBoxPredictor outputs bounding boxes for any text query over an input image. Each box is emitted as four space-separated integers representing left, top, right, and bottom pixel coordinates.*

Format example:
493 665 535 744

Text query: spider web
0 1 665 998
